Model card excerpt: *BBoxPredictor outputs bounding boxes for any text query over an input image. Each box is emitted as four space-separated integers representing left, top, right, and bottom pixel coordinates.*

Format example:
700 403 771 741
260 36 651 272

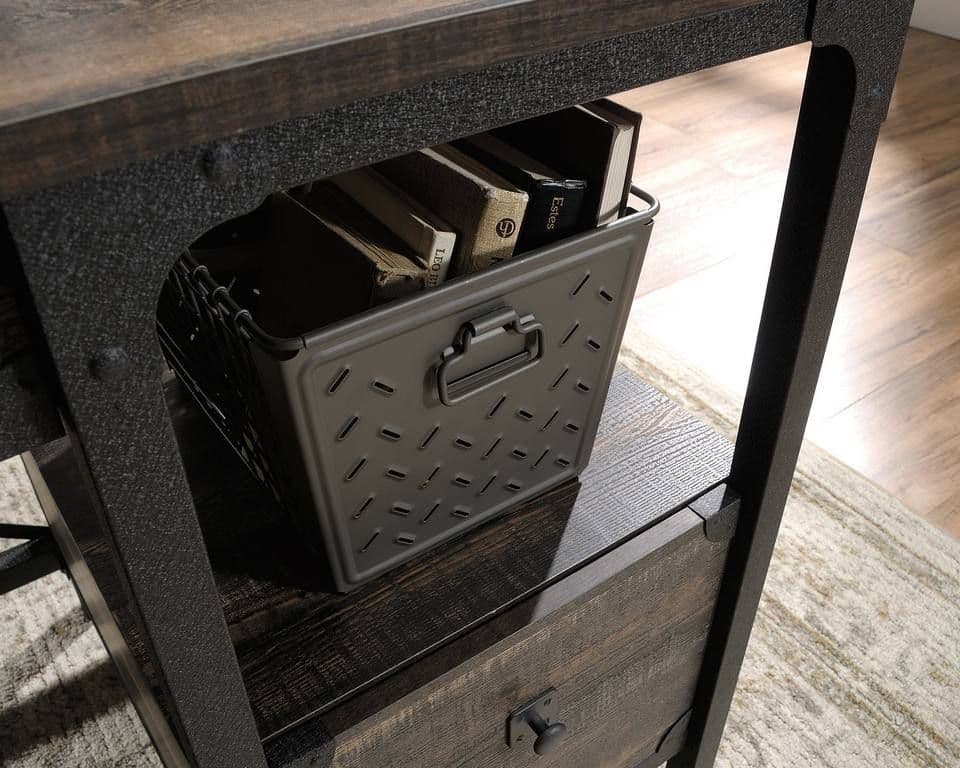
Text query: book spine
516 183 586 252
422 230 455 288
333 170 455 288
460 191 529 274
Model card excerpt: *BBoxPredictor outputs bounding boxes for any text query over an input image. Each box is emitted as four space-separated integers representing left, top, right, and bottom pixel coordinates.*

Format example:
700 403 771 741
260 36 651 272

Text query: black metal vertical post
670 2 914 766
6 195 270 765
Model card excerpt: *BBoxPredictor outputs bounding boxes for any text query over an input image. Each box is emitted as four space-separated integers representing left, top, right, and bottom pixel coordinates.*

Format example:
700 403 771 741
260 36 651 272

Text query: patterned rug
1 330 958 767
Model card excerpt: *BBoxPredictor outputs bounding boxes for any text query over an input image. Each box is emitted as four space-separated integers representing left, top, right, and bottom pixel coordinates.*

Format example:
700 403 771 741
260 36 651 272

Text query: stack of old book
254 99 642 332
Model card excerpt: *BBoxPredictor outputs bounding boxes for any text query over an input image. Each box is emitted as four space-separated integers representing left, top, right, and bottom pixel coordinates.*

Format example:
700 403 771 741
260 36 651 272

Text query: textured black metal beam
669 2 914 767
0 534 63 596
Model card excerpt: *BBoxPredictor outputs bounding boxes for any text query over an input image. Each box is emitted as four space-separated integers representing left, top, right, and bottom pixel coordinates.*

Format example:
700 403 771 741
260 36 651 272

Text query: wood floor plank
808 338 960 526
860 167 960 258
814 236 960 420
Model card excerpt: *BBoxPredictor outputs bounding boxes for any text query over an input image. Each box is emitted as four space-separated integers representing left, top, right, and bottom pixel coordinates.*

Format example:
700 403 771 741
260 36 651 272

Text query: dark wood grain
0 0 764 197
31 363 730 759
169 364 731 739
304 507 728 767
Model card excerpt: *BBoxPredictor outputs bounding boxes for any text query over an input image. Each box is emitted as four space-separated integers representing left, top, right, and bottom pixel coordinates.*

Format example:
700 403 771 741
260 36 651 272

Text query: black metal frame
0 0 913 765
0 524 63 596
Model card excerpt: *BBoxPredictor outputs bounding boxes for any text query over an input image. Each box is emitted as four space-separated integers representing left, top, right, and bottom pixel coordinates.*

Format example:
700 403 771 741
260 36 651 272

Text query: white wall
911 0 960 39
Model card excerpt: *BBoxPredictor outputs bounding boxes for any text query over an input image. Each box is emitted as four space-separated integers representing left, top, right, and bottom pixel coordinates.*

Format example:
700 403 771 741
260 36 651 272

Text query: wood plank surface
168 364 731 739
33 363 730 760
310 508 729 768
616 29 960 537
0 0 766 197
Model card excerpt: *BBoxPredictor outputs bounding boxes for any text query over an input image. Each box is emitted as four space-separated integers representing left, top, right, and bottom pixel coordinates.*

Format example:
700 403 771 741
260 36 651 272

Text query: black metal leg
6 210 269 764
669 2 914 766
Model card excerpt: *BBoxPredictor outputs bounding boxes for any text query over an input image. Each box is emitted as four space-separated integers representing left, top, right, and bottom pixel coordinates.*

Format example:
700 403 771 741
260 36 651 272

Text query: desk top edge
0 0 763 129
0 0 774 198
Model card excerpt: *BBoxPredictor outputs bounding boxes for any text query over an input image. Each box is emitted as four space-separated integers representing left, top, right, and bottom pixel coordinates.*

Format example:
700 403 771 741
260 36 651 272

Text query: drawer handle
437 307 543 406
507 687 568 756
529 711 568 755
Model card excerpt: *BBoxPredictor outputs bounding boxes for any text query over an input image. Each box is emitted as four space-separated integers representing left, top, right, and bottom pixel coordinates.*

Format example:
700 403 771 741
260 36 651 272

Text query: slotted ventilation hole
487 395 507 418
386 466 408 481
483 437 502 459
451 506 471 518
516 408 534 422
560 322 580 346
345 457 367 481
550 367 569 390
371 378 395 396
390 502 412 517
555 455 572 468
379 425 402 441
419 425 440 449
532 449 550 469
453 474 472 488
599 288 614 303
511 447 528 460
575 380 592 393
395 532 416 546
504 479 523 492
336 415 360 441
454 436 473 450
540 410 559 431
586 337 601 352
328 367 350 395
571 272 590 296
360 529 381 553
352 494 375 519
563 421 581 434
421 501 441 524
478 474 497 496
420 465 441 488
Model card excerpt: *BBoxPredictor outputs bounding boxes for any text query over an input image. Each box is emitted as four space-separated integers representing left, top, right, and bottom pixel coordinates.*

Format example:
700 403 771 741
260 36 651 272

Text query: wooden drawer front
329 507 732 768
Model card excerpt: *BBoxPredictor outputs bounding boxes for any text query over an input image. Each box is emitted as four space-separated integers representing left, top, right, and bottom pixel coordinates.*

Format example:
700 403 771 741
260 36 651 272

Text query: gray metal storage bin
157 187 659 591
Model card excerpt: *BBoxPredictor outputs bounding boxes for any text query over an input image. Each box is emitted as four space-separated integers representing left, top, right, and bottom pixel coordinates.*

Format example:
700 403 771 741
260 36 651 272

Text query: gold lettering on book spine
546 196 565 230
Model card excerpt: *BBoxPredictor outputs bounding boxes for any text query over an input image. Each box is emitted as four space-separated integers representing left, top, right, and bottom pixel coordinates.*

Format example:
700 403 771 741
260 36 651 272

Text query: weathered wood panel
177 365 731 738
315 507 730 768
0 0 773 196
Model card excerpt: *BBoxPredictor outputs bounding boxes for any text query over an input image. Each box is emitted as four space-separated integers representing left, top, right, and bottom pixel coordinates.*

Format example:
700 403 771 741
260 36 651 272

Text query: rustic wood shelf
33 364 731 753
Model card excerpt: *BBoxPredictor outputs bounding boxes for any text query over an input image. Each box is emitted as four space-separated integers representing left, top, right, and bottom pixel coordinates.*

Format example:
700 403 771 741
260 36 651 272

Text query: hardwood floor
614 29 960 538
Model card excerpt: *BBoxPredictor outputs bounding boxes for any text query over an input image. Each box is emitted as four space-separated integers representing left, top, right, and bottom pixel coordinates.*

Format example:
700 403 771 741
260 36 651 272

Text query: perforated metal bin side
261 203 657 591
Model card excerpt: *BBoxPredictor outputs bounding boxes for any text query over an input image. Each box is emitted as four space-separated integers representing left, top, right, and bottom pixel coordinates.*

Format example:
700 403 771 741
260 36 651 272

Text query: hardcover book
494 102 642 227
256 187 427 336
376 146 529 275
583 98 644 218
332 167 456 288
454 132 587 252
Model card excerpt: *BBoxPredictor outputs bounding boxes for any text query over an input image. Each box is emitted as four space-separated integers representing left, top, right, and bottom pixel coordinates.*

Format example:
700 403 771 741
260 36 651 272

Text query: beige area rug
1 331 958 767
